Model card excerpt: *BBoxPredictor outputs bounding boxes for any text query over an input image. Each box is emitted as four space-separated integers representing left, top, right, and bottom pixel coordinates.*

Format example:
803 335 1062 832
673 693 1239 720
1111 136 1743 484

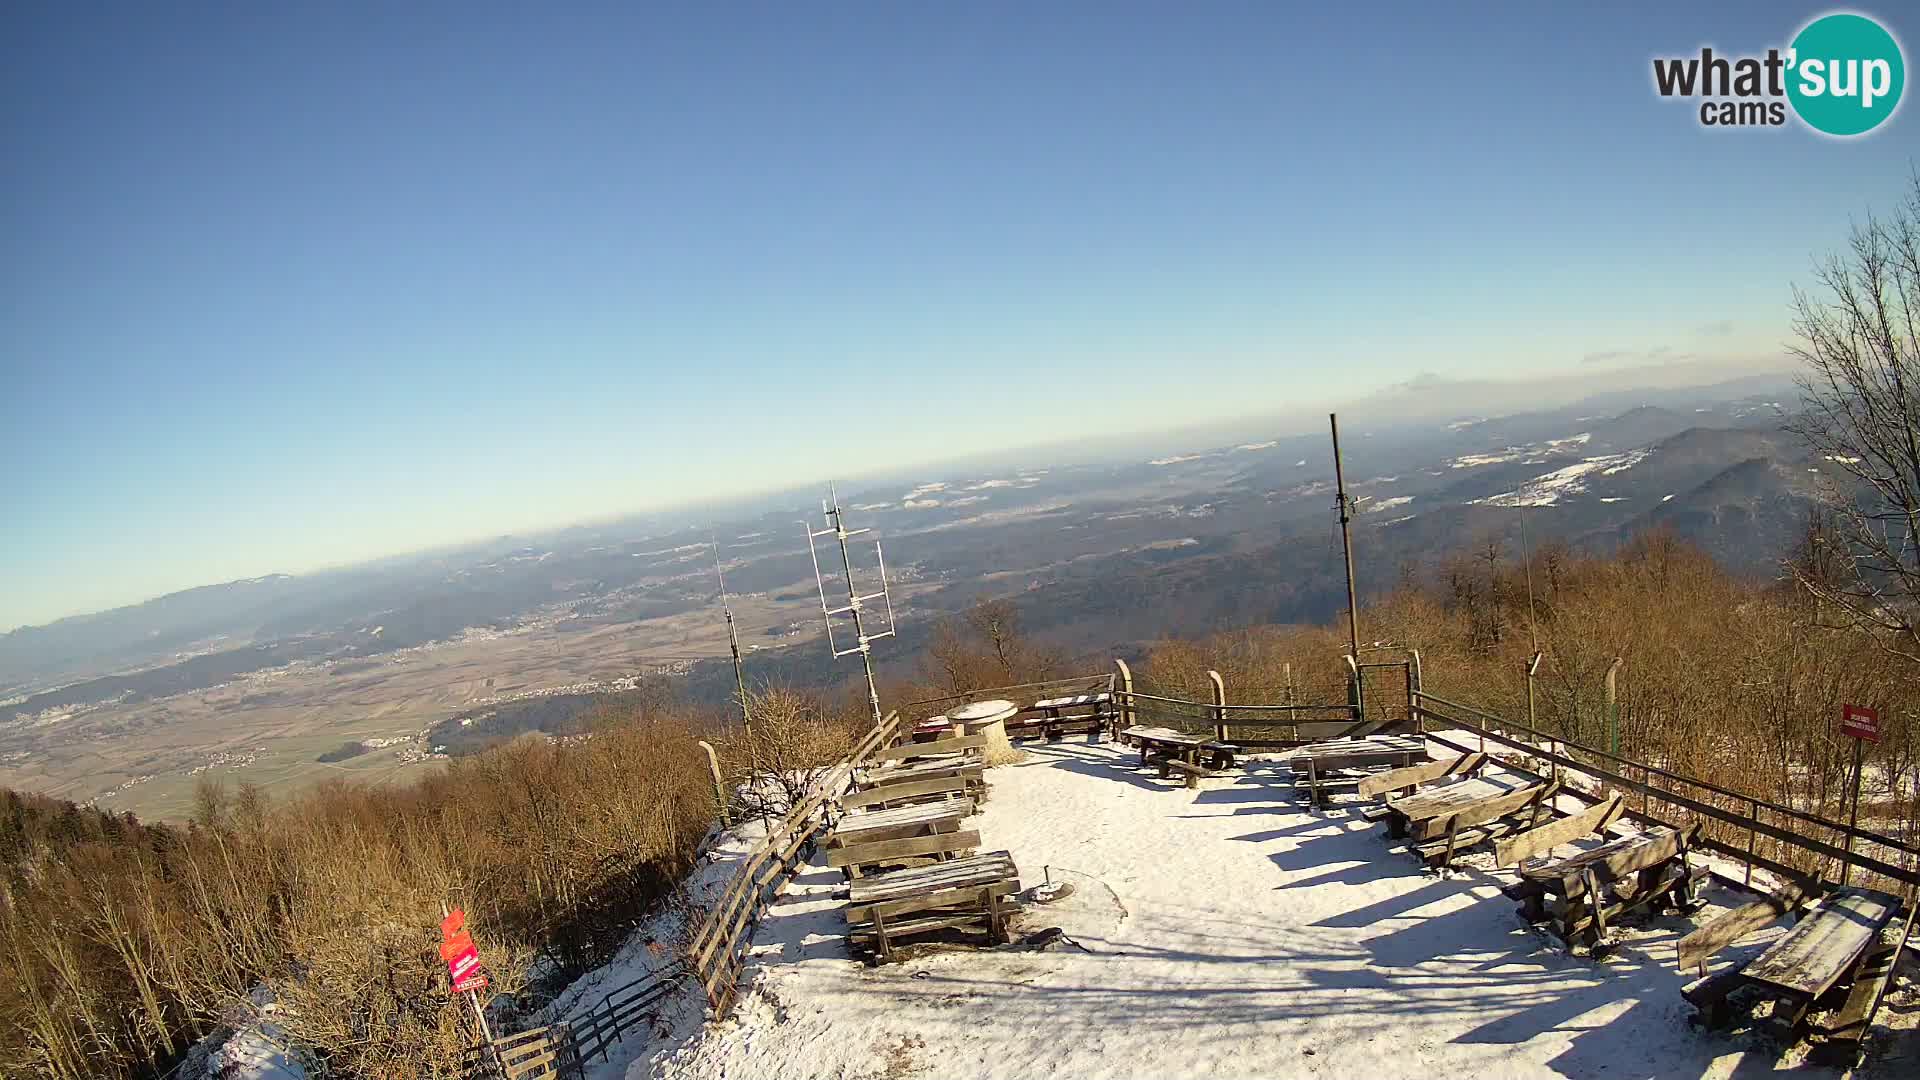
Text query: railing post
1745 798 1758 888
696 740 731 827
1207 670 1227 742
1604 657 1623 758
1525 652 1549 782
1343 654 1362 726
1113 658 1134 731
1406 649 1422 731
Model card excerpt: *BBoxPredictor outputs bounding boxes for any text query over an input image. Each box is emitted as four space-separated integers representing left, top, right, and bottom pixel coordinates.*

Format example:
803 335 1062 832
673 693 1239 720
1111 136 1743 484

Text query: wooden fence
683 707 906 1014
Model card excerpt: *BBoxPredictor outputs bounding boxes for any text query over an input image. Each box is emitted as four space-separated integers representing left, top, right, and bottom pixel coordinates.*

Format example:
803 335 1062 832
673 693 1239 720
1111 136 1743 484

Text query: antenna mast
712 535 753 737
804 485 897 728
1330 413 1362 660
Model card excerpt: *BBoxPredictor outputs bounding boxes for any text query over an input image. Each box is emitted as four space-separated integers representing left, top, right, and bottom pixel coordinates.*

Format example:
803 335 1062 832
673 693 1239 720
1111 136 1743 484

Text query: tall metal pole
1842 736 1864 887
1329 413 1362 661
712 538 753 737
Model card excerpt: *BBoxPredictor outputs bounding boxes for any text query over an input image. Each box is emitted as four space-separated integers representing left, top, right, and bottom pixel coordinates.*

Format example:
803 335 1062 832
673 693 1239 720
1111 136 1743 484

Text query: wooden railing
683 708 905 1014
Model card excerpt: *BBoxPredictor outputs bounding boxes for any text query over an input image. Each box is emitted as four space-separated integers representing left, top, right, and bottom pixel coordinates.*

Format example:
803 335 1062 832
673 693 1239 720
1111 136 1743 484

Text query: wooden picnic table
1509 823 1700 950
1007 692 1113 742
845 850 1021 962
1119 725 1237 786
1287 735 1427 773
830 798 975 848
1383 777 1521 835
1743 887 1901 1000
1686 886 1903 1039
1290 735 1427 807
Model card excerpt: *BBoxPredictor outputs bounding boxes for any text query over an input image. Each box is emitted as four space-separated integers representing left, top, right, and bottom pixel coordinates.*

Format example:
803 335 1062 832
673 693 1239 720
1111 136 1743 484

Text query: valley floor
616 742 1918 1080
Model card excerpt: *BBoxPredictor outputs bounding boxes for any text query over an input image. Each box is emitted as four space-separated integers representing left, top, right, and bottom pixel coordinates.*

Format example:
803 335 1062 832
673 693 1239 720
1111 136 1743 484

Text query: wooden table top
1386 776 1527 821
848 851 1018 906
835 798 975 838
1742 887 1901 999
1122 725 1207 746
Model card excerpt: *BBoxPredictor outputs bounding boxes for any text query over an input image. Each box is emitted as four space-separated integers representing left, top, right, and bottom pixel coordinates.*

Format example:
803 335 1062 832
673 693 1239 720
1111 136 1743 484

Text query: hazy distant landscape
0 366 1840 819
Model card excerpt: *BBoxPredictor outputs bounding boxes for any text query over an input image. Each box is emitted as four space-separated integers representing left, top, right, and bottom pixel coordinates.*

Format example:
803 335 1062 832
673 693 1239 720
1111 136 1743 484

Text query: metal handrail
1415 690 1920 861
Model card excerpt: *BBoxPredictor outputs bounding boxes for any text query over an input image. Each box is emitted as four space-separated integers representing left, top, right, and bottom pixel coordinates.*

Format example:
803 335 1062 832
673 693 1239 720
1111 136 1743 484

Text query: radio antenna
712 534 753 737
803 484 896 728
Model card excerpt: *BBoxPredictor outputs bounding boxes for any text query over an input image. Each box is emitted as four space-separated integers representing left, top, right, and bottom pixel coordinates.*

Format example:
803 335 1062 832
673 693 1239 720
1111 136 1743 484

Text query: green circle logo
1787 13 1905 136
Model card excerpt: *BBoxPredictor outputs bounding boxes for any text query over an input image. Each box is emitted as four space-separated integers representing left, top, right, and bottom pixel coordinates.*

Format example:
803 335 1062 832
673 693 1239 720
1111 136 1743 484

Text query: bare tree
1788 172 1920 665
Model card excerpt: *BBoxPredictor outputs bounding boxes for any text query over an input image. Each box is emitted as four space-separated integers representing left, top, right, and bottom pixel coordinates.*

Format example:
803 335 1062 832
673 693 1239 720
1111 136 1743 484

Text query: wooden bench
845 851 1021 963
1404 781 1560 870
857 757 987 801
1119 726 1237 777
826 827 982 879
1353 752 1487 822
840 774 972 813
1505 821 1700 951
1682 886 1902 1042
867 733 985 766
1006 692 1113 743
1289 735 1427 808
828 798 975 852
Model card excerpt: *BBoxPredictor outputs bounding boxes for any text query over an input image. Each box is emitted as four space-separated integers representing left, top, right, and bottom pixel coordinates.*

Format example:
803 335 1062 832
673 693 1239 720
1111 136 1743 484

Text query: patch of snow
1542 432 1592 452
632 745 1805 1080
1472 450 1650 507
903 482 948 501
1235 441 1278 452
902 499 941 510
1447 450 1524 468
1295 459 1308 467
1824 455 1862 465
1148 453 1208 466
1662 493 1675 502
1599 497 1627 503
1368 495 1414 513
1601 448 1654 475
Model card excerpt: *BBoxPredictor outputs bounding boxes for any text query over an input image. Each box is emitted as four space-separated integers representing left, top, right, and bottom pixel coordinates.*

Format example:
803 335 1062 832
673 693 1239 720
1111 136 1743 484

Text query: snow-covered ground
606 743 1914 1080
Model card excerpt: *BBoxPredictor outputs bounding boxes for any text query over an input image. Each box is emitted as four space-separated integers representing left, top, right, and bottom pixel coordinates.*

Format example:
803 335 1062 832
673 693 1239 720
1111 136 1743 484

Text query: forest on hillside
5 523 1920 1079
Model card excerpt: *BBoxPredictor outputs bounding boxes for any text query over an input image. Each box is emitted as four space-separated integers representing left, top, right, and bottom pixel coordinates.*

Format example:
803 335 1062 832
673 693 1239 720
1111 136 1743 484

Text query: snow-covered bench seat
845 850 1021 962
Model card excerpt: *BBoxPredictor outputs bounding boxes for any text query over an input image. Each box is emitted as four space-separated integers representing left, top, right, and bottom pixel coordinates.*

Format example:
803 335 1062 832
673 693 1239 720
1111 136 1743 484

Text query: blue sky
2 2 1915 629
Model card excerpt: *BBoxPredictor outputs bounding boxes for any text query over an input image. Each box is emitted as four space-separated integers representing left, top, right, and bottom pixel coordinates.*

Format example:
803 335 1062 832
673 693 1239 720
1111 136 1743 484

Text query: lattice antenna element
803 484 896 727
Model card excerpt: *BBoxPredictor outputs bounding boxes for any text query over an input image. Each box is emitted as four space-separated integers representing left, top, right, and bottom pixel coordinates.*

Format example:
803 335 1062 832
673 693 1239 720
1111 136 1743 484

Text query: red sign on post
1840 704 1881 743
439 907 487 995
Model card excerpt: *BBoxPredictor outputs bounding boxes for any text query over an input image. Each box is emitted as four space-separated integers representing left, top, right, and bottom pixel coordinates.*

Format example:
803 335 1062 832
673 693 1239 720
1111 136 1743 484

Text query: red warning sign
1840 704 1881 743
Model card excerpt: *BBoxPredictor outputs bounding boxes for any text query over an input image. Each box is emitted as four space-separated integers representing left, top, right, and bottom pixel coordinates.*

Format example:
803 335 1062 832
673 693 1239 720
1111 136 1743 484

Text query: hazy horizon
2 356 1798 632
6 3 1910 630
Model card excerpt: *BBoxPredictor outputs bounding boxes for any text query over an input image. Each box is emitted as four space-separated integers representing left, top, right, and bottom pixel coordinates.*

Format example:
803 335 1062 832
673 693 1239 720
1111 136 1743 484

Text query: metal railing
567 960 688 1065
1412 690 1920 894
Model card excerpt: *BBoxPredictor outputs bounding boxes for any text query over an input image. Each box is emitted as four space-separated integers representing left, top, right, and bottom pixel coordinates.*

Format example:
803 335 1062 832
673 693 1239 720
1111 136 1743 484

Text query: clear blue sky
2 2 1914 629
